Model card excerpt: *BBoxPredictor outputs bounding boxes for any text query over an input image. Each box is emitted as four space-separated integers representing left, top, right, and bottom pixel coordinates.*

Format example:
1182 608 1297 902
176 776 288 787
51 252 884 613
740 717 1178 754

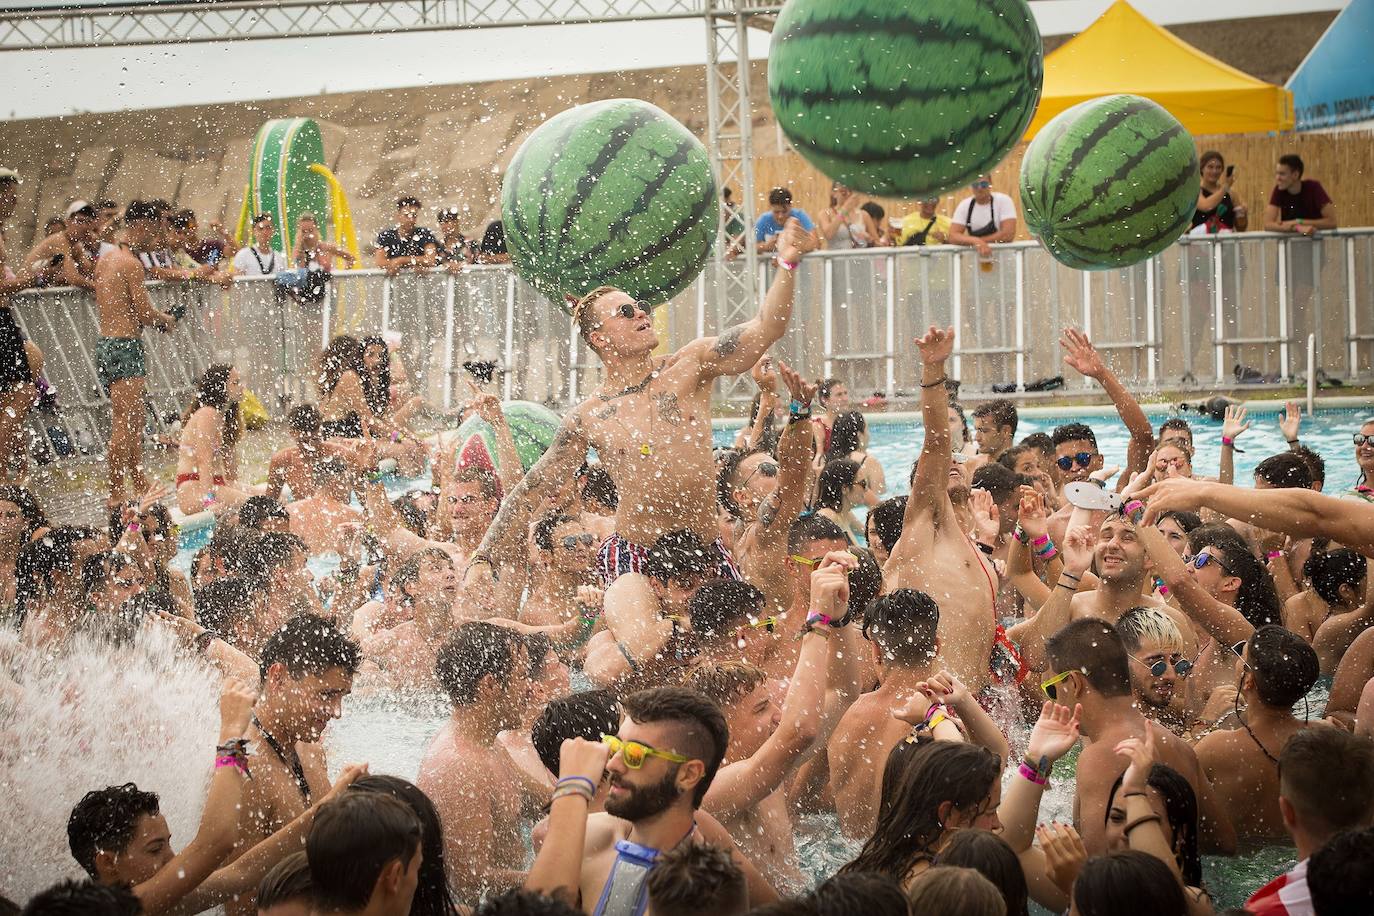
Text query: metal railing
11 228 1374 463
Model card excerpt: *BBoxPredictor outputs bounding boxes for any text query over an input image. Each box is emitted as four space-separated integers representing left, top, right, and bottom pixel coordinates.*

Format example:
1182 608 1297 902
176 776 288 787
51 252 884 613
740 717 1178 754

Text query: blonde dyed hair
681 660 767 707
570 285 622 350
1117 606 1184 654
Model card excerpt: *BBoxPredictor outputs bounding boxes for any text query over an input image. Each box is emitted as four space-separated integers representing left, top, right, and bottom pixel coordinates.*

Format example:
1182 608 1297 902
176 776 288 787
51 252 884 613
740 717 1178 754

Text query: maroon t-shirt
1269 180 1332 221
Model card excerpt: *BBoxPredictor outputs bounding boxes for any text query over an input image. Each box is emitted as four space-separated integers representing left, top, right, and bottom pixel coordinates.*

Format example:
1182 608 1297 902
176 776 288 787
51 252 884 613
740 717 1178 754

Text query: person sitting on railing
374 195 438 276
897 198 952 247
1191 151 1248 235
26 200 99 290
946 175 1017 261
231 214 287 279
1264 154 1338 237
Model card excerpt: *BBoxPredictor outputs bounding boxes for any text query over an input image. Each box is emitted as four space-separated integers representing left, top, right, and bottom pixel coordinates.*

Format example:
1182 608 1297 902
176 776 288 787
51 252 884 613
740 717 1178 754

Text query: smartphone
1225 165 1234 177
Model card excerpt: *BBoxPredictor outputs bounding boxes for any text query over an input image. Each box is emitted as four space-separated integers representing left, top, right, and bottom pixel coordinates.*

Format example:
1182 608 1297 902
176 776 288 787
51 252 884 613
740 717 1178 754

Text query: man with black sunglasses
1353 418 1374 502
522 511 603 630
467 220 816 594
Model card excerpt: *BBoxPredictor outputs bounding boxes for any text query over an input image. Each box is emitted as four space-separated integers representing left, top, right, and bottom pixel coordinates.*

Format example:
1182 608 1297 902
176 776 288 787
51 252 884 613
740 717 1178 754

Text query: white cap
65 199 94 218
0 168 19 183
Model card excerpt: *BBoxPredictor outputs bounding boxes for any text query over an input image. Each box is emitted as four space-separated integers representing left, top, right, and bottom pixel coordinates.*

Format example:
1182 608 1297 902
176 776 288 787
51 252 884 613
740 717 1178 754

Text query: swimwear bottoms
595 533 743 588
176 473 226 488
95 336 146 391
977 625 1028 721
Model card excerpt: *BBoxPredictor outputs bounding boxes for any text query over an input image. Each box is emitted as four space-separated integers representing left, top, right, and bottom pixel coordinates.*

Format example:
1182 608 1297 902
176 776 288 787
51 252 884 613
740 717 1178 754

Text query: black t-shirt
479 222 507 256
1192 189 1239 232
435 235 469 264
375 226 439 258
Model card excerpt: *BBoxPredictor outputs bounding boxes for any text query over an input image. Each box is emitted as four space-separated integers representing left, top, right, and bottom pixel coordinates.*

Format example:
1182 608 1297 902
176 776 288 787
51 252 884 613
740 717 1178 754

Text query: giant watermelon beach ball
1020 94 1199 271
501 99 717 313
452 400 562 477
768 0 1043 198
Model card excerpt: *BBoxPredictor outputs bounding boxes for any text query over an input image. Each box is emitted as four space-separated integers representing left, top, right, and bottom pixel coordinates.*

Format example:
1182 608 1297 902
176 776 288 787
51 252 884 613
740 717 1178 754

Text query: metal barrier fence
11 228 1374 461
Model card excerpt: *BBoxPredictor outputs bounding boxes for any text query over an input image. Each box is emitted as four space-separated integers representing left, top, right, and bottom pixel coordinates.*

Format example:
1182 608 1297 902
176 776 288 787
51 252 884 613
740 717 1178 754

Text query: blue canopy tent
1288 0 1374 131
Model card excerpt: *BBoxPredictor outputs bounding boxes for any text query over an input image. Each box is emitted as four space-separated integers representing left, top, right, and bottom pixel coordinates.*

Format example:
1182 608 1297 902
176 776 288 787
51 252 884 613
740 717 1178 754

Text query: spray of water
0 628 219 900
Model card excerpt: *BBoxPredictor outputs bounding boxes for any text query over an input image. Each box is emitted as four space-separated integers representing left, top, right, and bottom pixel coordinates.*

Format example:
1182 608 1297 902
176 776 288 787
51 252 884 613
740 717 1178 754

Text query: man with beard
1116 606 1194 733
418 621 533 902
360 549 460 689
884 327 1002 696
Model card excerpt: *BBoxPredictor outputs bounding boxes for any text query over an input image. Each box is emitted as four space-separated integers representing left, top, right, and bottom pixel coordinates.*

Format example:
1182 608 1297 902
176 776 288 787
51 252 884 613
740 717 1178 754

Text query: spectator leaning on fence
1264 154 1337 237
374 196 438 275
25 200 99 291
754 186 820 253
434 207 469 273
897 198 951 247
947 174 1017 258
232 214 287 277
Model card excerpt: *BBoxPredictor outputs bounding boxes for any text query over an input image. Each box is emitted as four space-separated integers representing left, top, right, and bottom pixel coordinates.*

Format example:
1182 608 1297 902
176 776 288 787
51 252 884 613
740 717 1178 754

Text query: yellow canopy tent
1024 0 1294 139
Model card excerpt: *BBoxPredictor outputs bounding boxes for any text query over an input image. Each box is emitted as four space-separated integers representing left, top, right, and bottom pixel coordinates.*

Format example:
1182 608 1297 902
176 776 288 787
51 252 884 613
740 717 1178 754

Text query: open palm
1027 701 1082 763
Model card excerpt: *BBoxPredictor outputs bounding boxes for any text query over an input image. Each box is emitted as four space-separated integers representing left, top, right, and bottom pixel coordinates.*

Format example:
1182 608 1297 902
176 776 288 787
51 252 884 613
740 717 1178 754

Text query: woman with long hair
359 335 427 476
1070 851 1188 916
1287 546 1367 644
812 458 869 545
935 830 1029 916
175 364 253 515
0 484 46 627
842 739 1003 889
1192 150 1247 235
318 335 370 440
826 410 886 498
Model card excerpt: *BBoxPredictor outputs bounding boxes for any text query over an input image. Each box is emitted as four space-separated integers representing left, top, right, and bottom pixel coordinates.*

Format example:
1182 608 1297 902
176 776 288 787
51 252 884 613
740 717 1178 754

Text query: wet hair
682 659 768 707
0 484 47 537
1308 826 1374 916
715 448 757 519
863 588 939 667
1045 619 1132 698
188 363 241 451
1246 624 1320 709
1018 431 1053 454
768 187 793 207
1255 452 1314 489
1291 444 1325 487
237 494 288 530
868 495 907 552
687 578 765 642
949 401 970 445
1304 547 1367 606
907 866 1007 916
307 791 422 912
312 454 353 486
817 378 843 406
318 335 365 397
241 531 308 591
257 850 312 912
935 830 1027 916
80 550 137 600
390 495 430 537
14 526 101 627
359 335 393 416
1155 509 1203 534
193 576 252 636
1074 851 1188 916
1107 763 1203 887
19 880 141 916
350 774 457 916
435 621 521 706
809 873 909 916
644 529 717 583
452 464 501 500
122 200 159 224
579 464 618 511
472 890 583 916
1116 606 1184 654
646 842 747 916
1278 728 1374 836
1051 422 1097 448
844 547 883 627
1278 153 1304 176
66 783 161 878
1158 416 1193 443
620 686 729 807
259 613 361 682
533 512 580 552
826 410 867 462
532 689 621 776
843 740 1002 880
996 445 1034 472
1187 523 1281 627
814 458 861 512
971 461 1019 504
288 403 322 435
390 548 452 604
787 513 849 554
971 399 1018 437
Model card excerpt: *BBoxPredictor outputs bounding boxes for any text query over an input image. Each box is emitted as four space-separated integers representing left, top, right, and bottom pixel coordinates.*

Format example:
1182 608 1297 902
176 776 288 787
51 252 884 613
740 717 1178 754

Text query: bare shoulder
583 812 626 853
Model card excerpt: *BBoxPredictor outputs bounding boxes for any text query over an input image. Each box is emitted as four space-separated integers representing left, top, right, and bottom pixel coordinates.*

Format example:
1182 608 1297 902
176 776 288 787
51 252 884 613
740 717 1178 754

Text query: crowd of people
0 198 1372 916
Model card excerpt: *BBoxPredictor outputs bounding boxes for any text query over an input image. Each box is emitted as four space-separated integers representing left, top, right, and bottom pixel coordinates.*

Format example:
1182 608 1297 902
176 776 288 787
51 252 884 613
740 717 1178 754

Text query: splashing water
0 629 219 899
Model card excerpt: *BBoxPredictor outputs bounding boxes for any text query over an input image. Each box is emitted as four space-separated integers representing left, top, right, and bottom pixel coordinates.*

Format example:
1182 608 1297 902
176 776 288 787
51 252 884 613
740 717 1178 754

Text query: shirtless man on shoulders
94 200 178 508
469 219 816 590
418 621 534 903
359 548 459 690
228 613 359 916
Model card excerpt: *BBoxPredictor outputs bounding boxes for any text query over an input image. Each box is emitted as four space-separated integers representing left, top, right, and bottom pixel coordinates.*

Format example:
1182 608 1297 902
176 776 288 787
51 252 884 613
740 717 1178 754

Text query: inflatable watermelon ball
768 0 1043 198
453 400 562 476
501 99 717 313
1020 95 1200 271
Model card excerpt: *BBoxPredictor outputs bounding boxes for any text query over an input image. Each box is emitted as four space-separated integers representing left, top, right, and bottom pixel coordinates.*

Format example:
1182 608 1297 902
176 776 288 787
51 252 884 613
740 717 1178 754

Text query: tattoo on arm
594 404 617 421
712 325 744 358
654 392 682 426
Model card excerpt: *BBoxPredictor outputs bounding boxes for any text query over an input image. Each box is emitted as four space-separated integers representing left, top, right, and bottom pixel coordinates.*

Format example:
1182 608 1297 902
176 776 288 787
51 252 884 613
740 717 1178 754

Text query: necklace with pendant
595 372 656 457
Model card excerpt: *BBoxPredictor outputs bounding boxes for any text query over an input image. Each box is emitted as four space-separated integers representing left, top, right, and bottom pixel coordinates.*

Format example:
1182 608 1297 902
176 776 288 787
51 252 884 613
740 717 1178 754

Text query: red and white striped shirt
1246 859 1312 916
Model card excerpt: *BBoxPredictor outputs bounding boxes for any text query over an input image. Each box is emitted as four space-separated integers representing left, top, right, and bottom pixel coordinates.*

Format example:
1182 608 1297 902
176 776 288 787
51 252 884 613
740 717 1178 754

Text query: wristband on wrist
1023 753 1052 778
975 541 994 556
1012 524 1026 544
1286 437 1299 445
126 521 141 533
1122 499 1146 525
1266 550 1285 560
1017 761 1049 786
1038 545 1059 561
919 375 948 389
1059 571 1081 583
775 256 799 271
1032 534 1050 548
556 775 597 794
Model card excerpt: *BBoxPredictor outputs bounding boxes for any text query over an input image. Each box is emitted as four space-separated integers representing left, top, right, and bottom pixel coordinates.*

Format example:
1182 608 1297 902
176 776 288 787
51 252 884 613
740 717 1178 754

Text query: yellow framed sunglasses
601 734 690 769
1040 669 1078 701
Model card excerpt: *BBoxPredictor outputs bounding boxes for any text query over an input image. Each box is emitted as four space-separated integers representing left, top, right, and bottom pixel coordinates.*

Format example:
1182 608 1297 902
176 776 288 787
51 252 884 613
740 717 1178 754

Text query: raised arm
467 383 525 493
1141 478 1374 559
1007 524 1093 672
1060 328 1154 451
904 325 957 527
688 218 816 380
524 738 610 906
1135 518 1254 649
756 364 816 547
1218 405 1251 487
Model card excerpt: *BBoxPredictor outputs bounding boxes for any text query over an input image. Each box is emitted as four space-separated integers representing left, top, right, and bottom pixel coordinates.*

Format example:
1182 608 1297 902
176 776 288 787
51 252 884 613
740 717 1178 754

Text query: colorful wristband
1018 761 1049 786
1038 545 1059 561
775 256 799 271
1032 534 1050 548
1011 525 1026 544
1122 499 1145 524
1266 550 1284 561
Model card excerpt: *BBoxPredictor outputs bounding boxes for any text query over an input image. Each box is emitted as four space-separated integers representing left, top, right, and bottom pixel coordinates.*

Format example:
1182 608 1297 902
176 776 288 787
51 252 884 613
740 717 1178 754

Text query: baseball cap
66 200 96 219
0 168 19 184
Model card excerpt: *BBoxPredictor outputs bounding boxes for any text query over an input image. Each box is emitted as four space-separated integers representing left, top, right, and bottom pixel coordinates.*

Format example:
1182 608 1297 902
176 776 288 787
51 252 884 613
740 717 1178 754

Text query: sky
0 0 1349 121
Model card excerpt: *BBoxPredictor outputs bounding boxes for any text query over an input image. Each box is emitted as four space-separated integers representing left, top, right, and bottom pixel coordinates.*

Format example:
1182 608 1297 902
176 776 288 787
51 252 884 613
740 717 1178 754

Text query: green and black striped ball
1020 95 1199 271
768 0 1043 197
501 99 717 312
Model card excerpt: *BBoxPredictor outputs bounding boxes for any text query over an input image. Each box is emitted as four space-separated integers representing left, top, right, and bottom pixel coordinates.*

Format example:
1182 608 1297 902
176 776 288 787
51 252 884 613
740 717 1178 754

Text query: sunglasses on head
1041 669 1080 701
601 734 689 769
740 461 779 489
1131 653 1193 678
1355 433 1374 447
560 533 597 550
1184 551 1233 574
1056 452 1095 471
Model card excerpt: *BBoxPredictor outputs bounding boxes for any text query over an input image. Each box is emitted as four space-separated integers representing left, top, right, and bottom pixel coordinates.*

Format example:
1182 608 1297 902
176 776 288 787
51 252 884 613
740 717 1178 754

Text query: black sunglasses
560 533 597 550
1056 452 1095 471
615 300 653 320
1355 433 1374 447
1184 550 1234 575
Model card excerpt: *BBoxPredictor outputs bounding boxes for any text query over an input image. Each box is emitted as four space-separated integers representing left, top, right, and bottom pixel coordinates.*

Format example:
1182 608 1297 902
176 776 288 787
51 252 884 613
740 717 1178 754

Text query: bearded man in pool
466 219 815 591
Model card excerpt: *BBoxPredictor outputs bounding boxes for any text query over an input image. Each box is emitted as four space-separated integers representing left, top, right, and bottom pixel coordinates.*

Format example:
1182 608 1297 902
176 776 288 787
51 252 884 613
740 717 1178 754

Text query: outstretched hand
1115 720 1158 796
1280 400 1301 443
777 217 818 264
1060 327 1106 380
1027 700 1082 765
1221 404 1251 442
916 325 956 365
1138 477 1207 525
1017 486 1048 539
970 488 1000 546
778 360 816 406
1063 524 1095 576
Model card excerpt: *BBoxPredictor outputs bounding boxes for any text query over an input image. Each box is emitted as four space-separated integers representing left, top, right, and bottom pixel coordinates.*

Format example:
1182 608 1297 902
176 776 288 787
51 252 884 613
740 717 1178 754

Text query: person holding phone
1192 151 1247 235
